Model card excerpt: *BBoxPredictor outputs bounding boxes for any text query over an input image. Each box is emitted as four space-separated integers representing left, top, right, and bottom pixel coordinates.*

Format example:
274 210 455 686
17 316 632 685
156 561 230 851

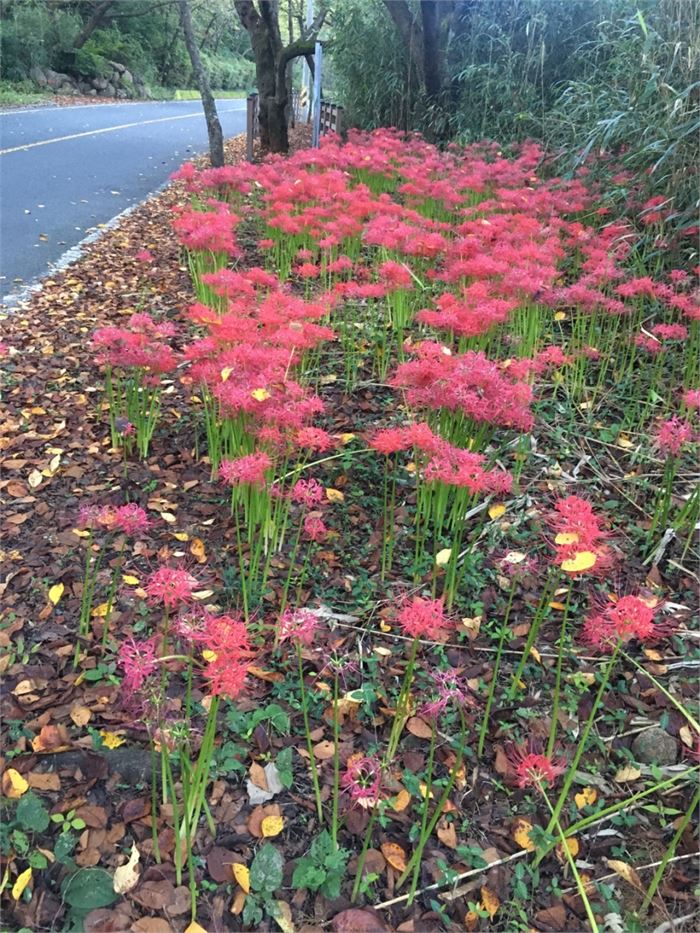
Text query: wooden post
246 93 258 162
336 104 344 139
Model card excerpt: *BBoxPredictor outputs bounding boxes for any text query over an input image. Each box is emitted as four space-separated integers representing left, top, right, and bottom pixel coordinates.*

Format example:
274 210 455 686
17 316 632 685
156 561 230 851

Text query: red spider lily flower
145 566 199 610
581 595 670 652
219 452 272 488
341 755 383 802
655 417 695 457
682 389 700 410
397 596 450 640
278 608 319 646
295 427 337 452
118 636 159 692
291 478 325 507
303 514 328 542
549 496 612 576
205 659 248 698
77 503 149 535
421 668 477 719
507 742 566 789
135 249 154 263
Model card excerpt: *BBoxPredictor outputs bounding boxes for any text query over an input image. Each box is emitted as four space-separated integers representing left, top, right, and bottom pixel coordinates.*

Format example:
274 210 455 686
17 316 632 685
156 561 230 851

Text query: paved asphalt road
0 99 248 303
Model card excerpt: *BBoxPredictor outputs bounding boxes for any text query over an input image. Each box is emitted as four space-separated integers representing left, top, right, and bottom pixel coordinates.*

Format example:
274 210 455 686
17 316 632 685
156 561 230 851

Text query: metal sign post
311 41 323 148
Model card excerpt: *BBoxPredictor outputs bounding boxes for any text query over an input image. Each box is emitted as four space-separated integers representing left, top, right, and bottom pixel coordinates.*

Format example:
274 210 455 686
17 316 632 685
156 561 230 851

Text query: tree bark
178 0 225 168
234 0 324 153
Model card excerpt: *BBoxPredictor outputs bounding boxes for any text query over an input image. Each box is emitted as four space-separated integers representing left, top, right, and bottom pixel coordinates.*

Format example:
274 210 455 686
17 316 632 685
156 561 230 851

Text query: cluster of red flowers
78 503 150 535
582 595 668 652
549 496 613 575
92 313 178 375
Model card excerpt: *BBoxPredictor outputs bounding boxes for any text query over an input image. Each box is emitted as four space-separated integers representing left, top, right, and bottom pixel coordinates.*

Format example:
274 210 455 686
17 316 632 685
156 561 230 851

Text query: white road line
0 105 244 155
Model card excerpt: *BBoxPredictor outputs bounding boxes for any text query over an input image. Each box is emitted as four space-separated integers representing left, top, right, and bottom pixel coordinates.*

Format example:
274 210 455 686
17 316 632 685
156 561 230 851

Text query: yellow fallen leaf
122 575 140 586
488 503 506 520
554 532 579 545
185 923 209 933
481 885 500 918
380 842 408 872
202 649 217 663
220 367 233 382
160 512 177 523
172 531 189 541
190 537 207 563
48 583 64 605
2 768 29 798
391 789 411 812
379 620 392 633
273 900 294 933
557 836 579 860
615 765 642 782
325 488 344 503
261 815 284 837
549 601 567 611
100 731 126 749
12 867 32 901
72 529 91 538
435 548 452 567
232 862 250 893
529 646 541 663
251 388 271 401
91 602 110 618
679 725 693 748
617 435 634 449
513 819 536 852
113 844 141 894
575 787 597 809
339 433 355 444
70 705 92 727
561 551 597 573
28 469 43 489
606 858 643 889
554 311 567 321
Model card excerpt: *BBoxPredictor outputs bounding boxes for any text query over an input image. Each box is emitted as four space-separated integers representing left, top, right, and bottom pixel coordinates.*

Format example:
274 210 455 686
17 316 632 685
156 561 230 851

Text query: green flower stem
407 722 437 903
385 638 419 764
478 581 517 757
541 789 600 933
351 803 380 903
618 648 700 734
539 642 620 857
297 643 324 822
508 568 557 699
639 783 700 915
150 739 161 864
331 669 341 849
398 708 467 895
548 587 572 756
102 537 127 648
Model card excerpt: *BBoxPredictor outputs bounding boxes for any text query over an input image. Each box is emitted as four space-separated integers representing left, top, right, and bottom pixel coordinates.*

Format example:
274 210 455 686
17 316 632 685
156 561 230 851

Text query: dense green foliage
0 0 255 92
331 0 699 257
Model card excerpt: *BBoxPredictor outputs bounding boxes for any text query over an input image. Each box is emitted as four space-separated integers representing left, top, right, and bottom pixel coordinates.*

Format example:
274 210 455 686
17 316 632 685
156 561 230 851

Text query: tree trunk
178 0 225 168
74 0 114 50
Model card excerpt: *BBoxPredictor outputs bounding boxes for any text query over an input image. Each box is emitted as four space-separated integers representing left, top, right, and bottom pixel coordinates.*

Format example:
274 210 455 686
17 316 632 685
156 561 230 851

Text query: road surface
0 99 247 303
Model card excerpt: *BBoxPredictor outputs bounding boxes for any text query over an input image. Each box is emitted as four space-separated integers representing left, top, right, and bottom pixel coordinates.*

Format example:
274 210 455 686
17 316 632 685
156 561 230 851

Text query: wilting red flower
341 756 382 802
421 668 476 719
655 417 695 457
397 597 450 640
145 566 199 610
507 742 566 789
78 503 149 535
582 595 668 652
118 636 158 692
303 514 328 541
278 608 319 646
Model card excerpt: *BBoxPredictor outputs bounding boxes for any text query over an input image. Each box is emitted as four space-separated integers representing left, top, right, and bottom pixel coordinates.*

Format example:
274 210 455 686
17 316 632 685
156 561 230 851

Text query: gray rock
115 88 128 99
30 66 48 87
122 69 133 85
632 727 677 765
92 77 108 91
45 69 72 90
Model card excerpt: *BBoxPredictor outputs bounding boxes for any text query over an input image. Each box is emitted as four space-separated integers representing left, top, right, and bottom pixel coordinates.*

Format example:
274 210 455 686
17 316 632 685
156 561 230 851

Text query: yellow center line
0 106 243 156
